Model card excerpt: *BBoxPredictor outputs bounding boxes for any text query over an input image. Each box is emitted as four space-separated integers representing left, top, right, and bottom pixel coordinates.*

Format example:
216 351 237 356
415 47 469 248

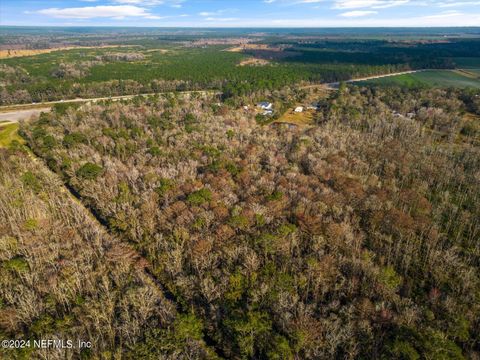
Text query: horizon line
1 25 480 29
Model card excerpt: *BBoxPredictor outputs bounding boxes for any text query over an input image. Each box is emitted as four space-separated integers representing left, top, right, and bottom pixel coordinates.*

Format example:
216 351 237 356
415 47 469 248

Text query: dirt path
0 107 52 123
0 89 219 112
325 69 427 89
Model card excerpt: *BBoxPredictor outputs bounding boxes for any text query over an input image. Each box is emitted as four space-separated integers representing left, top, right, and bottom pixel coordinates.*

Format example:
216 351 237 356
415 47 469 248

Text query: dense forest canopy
1 31 480 105
0 27 479 359
0 148 218 359
15 84 479 359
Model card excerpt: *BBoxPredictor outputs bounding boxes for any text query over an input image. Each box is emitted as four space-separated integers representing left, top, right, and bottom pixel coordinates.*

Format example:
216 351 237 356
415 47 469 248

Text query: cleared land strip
326 69 427 89
0 107 52 123
1 90 219 112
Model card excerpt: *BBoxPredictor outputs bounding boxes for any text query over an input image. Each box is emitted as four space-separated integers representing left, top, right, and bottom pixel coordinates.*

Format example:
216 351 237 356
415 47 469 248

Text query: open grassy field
359 69 480 88
276 108 315 126
0 123 23 148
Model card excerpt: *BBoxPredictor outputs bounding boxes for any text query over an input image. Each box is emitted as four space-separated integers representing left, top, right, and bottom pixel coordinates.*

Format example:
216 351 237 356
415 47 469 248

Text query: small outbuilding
294 106 304 113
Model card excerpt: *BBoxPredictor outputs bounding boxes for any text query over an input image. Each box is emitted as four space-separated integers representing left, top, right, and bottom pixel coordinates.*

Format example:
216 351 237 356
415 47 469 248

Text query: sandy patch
227 44 283 52
0 45 140 59
238 58 271 66
144 49 170 53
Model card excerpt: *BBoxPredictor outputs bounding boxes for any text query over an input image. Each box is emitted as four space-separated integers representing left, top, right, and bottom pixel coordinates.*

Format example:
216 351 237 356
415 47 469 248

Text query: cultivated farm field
360 68 480 88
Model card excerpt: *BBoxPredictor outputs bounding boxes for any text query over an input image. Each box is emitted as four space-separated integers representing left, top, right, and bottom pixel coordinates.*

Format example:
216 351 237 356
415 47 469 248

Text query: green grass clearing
276 108 315 127
0 123 24 148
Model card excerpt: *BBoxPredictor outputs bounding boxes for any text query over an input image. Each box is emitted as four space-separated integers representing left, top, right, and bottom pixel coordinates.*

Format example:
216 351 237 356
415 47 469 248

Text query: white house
258 102 273 110
294 106 304 113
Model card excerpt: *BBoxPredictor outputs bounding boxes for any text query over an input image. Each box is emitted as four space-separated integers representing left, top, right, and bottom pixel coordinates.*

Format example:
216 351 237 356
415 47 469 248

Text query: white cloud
341 10 378 16
424 10 462 18
263 0 326 5
198 9 235 17
112 0 184 7
204 17 238 21
254 10 480 26
37 5 158 19
333 0 410 9
438 1 480 7
165 11 478 26
113 0 164 4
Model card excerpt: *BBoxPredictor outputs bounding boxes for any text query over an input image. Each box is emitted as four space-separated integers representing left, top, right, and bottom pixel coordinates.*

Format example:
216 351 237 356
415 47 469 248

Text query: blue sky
1 0 480 27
